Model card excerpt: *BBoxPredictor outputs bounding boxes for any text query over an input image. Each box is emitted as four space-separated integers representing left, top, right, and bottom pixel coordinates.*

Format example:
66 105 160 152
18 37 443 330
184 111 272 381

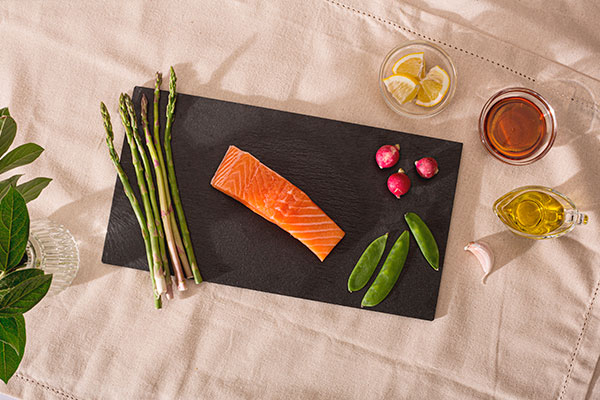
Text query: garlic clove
464 241 494 284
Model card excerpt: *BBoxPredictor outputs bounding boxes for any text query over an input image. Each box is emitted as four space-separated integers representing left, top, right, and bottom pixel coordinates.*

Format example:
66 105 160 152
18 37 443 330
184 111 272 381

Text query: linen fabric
0 1 598 398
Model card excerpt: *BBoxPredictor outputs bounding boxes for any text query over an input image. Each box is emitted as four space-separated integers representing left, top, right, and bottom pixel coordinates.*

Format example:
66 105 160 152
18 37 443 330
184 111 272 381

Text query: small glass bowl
379 40 457 118
479 87 557 165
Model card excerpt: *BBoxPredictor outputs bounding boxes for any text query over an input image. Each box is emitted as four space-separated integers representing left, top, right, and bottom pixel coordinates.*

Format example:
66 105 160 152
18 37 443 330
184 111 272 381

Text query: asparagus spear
164 67 203 284
100 102 162 309
118 94 167 295
151 73 194 280
136 93 189 292
123 94 174 297
171 216 192 278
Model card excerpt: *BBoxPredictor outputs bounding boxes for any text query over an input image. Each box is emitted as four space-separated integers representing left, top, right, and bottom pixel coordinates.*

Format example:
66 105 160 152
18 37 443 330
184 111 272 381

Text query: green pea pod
404 212 439 271
361 231 409 308
348 233 388 292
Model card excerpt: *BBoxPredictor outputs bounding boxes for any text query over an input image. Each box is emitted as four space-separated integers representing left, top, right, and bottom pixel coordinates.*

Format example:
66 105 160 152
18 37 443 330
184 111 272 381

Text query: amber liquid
484 97 546 160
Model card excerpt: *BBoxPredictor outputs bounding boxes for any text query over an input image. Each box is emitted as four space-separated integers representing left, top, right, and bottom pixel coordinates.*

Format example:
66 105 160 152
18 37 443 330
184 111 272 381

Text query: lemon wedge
392 52 425 79
383 74 420 104
415 65 450 107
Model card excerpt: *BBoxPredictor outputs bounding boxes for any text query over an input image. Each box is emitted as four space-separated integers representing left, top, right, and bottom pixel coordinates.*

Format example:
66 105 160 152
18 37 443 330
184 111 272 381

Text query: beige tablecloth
1 1 599 398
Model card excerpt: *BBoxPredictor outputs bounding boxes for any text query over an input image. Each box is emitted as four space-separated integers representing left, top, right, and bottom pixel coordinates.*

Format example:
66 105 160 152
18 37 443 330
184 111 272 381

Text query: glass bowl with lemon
379 41 456 118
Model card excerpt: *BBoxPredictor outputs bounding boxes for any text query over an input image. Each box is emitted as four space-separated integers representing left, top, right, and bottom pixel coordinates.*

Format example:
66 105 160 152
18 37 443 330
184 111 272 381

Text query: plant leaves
0 314 25 384
0 108 9 117
0 143 44 175
0 174 23 200
0 269 44 291
16 177 52 203
0 274 51 317
0 187 29 272
0 115 17 159
0 315 25 355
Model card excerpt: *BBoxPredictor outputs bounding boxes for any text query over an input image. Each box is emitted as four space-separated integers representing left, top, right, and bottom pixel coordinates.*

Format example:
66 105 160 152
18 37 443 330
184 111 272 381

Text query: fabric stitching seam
323 0 599 112
557 279 600 399
14 373 80 400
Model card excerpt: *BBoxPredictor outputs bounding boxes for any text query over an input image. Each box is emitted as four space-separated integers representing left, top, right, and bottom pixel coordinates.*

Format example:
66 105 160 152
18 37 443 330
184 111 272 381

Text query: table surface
1 1 599 399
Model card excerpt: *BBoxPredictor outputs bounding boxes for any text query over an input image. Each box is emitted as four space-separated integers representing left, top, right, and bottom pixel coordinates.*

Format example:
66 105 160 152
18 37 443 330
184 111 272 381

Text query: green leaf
0 187 29 271
16 177 52 203
0 315 25 355
0 314 25 383
0 274 51 317
0 116 17 158
0 143 44 175
0 108 9 117
0 269 44 291
0 175 23 200
0 175 23 187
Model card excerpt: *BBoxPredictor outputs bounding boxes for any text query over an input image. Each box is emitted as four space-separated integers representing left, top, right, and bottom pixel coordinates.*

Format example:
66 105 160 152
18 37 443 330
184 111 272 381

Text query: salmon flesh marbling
211 146 345 261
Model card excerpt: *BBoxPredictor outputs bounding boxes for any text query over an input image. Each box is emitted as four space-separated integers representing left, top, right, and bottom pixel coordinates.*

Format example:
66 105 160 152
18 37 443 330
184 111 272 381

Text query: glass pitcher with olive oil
493 186 588 239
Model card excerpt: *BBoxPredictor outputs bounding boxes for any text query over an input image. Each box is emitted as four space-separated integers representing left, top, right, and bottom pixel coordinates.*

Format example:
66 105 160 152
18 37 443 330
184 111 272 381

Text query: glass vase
24 219 79 295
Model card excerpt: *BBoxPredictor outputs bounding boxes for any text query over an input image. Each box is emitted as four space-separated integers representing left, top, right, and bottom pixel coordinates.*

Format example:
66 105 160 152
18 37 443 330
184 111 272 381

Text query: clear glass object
493 186 588 239
379 40 457 118
479 87 557 165
25 220 79 295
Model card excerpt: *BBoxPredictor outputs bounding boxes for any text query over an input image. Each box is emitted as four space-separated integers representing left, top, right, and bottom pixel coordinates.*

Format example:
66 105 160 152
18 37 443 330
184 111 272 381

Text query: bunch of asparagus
101 67 201 308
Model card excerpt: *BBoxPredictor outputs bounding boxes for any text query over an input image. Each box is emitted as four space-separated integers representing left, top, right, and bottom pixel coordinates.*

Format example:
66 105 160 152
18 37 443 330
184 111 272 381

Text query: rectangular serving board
102 86 462 320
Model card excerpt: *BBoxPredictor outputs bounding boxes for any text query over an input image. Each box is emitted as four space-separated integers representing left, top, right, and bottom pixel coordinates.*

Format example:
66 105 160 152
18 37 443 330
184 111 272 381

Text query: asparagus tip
169 67 177 87
100 102 114 140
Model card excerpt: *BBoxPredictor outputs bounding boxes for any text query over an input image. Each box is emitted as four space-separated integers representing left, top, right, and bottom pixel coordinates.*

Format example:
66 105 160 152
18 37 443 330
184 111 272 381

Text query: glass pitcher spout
493 185 588 239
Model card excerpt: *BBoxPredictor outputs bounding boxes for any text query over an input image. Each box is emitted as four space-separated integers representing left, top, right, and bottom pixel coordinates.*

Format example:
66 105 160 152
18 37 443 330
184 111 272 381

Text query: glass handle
576 212 589 225
565 210 589 225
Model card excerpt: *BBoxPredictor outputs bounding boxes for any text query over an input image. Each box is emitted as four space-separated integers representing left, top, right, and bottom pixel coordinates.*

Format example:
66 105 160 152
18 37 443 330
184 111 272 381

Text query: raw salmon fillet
211 146 345 261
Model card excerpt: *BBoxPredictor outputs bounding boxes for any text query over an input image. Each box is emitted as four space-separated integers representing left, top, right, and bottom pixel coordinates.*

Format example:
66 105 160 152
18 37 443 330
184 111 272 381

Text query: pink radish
387 169 411 198
415 157 439 179
376 144 400 169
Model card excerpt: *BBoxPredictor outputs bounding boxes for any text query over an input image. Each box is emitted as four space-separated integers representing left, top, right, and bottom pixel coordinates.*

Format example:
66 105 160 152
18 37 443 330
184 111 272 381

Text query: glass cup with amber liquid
479 88 557 165
493 186 588 239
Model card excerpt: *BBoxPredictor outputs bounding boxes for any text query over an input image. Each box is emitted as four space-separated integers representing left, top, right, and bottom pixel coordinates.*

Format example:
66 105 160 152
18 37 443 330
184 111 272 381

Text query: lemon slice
392 52 425 79
383 74 420 104
415 65 450 107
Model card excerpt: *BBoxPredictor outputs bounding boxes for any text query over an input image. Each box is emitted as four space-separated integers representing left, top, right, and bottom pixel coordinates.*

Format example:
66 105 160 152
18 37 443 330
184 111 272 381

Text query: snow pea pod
348 233 388 292
404 212 439 271
361 231 409 307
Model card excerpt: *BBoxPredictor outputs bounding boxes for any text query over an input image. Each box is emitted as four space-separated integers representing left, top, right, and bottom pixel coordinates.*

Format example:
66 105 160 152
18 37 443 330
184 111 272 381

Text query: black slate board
102 86 462 320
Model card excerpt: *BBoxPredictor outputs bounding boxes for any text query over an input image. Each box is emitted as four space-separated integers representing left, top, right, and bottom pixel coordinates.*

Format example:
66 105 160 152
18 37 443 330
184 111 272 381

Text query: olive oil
498 191 564 235
494 186 588 239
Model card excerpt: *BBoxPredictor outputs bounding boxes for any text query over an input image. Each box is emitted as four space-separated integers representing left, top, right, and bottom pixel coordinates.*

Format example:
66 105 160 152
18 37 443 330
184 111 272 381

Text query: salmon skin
211 146 345 261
